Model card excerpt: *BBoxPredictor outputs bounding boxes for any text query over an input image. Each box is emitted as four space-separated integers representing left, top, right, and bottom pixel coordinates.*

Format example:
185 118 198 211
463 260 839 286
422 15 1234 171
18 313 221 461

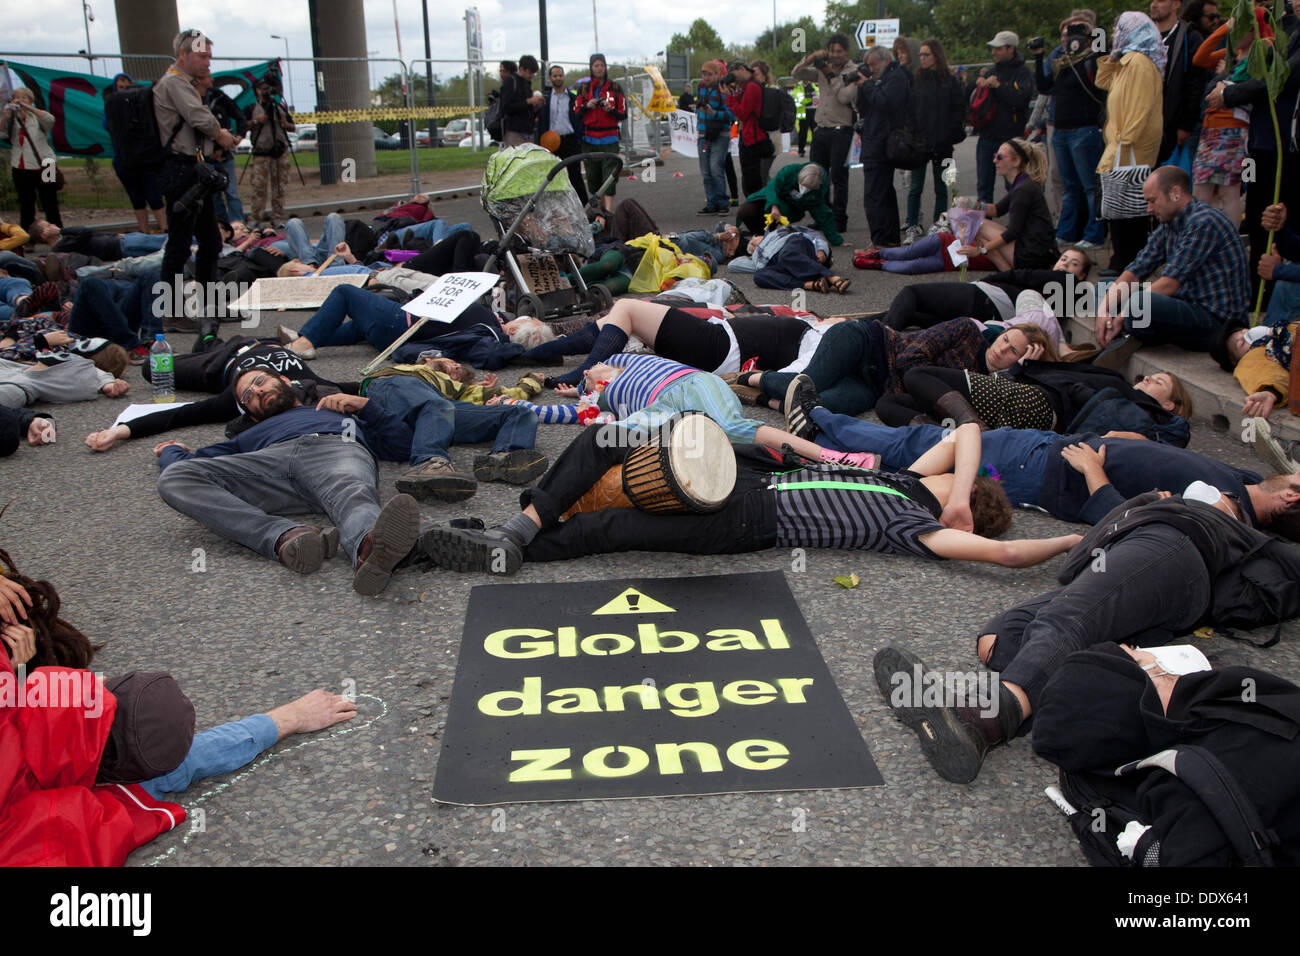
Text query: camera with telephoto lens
1027 36 1046 53
1064 21 1092 56
172 162 229 218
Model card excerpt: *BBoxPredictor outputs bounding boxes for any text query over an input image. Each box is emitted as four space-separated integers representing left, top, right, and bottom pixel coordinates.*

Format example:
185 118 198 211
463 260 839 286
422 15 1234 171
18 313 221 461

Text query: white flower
941 163 959 188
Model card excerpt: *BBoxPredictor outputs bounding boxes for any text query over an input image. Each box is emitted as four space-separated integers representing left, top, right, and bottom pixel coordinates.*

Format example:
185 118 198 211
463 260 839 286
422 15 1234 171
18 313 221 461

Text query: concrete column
309 0 378 183
114 0 180 83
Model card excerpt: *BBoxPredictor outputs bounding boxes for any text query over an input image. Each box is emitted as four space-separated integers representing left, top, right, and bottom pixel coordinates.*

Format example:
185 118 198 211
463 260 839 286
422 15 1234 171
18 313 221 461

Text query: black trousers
984 524 1211 709
12 167 61 230
796 115 814 154
810 126 854 229
1244 148 1300 308
159 156 221 314
1107 215 1151 275
739 137 775 197
555 133 590 205
520 424 778 561
406 230 483 276
862 159 900 246
881 282 999 330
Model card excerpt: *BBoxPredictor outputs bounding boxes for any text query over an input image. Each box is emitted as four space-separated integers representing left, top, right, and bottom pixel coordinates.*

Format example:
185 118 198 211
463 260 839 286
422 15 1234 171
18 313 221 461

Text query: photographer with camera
1034 12 1106 251
721 61 772 196
247 72 295 227
199 73 248 226
793 34 861 234
153 29 240 346
4 88 61 232
852 45 910 248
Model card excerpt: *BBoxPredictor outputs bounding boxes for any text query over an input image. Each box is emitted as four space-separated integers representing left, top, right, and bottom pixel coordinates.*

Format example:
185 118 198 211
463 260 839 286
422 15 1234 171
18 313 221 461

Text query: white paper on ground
113 402 194 427
401 272 500 324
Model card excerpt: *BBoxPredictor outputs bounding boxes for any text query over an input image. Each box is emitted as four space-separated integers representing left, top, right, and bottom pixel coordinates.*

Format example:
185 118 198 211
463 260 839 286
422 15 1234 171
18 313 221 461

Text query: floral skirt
1193 126 1248 187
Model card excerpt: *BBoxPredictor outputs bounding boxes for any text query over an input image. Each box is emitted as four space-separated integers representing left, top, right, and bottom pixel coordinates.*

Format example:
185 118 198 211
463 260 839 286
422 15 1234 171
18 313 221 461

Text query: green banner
0 59 274 160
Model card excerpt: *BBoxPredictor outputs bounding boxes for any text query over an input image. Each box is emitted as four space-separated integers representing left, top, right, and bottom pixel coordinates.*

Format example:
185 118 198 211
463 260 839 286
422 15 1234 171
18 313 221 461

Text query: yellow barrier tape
293 105 486 124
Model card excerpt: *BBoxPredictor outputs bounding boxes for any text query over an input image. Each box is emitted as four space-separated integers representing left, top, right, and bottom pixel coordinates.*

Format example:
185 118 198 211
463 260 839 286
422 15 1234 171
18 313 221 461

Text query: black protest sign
433 571 882 805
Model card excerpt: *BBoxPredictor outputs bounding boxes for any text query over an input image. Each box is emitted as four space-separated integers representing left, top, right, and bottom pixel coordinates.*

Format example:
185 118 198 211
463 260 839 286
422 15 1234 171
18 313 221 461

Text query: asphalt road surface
7 141 1296 867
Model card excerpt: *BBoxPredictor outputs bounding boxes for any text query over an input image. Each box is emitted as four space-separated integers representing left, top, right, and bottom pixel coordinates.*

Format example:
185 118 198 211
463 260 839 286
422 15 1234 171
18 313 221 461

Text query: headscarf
1113 11 1167 73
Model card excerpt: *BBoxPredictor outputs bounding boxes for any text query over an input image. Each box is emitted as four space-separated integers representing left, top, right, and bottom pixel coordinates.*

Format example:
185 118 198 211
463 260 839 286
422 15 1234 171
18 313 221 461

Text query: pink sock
820 449 879 469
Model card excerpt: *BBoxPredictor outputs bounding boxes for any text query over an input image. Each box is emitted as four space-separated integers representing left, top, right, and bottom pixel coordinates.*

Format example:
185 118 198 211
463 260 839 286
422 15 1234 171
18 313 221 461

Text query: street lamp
82 2 95 75
270 34 291 108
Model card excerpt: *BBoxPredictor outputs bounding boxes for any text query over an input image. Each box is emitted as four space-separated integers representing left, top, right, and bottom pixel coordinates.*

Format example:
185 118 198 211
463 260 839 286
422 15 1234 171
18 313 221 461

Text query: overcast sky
7 0 830 84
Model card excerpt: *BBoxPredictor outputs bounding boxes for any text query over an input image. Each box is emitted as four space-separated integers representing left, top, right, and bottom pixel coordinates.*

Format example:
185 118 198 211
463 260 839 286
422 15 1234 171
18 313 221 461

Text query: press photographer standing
247 72 295 226
153 29 239 346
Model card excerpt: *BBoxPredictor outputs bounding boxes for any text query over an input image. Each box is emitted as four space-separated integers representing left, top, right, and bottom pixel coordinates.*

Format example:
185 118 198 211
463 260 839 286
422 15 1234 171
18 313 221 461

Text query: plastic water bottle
150 334 175 403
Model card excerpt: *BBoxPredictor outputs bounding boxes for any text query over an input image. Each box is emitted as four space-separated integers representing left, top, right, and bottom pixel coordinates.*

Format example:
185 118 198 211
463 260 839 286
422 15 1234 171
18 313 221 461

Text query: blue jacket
157 400 412 468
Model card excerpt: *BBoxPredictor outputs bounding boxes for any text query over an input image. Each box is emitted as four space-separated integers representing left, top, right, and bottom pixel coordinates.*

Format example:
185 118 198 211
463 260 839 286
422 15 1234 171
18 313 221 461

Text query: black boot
191 320 220 353
932 390 989 431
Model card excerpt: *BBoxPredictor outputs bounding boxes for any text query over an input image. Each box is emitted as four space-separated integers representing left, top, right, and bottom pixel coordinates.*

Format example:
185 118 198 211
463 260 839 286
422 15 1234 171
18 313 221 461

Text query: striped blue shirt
602 353 696 418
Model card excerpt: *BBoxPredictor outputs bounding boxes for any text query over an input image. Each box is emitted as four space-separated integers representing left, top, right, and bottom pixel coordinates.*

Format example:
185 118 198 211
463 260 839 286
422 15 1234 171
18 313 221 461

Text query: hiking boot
353 494 420 596
274 524 339 575
1250 416 1300 476
782 374 820 441
417 525 524 575
15 281 60 317
933 390 989 431
163 315 200 333
873 644 994 784
901 224 924 246
395 458 478 501
473 449 549 484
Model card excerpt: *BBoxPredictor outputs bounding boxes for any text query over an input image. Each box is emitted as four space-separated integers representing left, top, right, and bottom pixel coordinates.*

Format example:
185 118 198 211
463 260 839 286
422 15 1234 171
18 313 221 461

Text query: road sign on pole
855 18 900 50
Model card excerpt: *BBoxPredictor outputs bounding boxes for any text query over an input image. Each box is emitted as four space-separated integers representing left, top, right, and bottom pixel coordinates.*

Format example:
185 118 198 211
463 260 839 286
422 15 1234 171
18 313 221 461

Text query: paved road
8 142 1296 866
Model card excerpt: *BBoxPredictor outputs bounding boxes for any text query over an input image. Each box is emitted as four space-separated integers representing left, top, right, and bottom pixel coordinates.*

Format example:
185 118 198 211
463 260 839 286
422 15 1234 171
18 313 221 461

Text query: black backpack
104 86 182 173
778 89 797 133
1057 747 1278 867
759 86 783 132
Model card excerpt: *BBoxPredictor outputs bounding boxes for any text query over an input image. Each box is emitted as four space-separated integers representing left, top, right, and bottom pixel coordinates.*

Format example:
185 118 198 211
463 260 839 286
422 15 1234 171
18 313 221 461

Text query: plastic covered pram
481 143 623 320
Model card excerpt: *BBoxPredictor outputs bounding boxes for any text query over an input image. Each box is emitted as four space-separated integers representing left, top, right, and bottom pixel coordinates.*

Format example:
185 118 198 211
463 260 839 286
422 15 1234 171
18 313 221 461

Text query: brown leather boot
932 391 989 431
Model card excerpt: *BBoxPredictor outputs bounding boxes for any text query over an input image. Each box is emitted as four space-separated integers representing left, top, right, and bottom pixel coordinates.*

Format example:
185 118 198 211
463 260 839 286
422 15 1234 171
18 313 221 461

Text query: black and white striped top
770 467 946 557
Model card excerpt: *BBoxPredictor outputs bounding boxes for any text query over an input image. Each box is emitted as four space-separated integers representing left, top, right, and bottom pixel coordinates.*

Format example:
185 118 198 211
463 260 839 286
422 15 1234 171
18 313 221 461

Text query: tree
669 18 725 54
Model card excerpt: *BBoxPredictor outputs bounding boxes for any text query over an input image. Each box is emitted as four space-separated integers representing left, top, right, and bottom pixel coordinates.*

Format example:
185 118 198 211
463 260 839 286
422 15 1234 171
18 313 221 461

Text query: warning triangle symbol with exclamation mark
591 587 676 615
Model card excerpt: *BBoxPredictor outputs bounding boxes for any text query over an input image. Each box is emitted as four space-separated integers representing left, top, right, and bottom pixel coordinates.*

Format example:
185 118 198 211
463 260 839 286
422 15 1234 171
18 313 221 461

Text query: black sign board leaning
433 571 883 805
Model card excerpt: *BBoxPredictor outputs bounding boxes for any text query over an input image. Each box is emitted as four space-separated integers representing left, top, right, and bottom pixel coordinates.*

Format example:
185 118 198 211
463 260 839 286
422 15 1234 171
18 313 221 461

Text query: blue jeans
119 232 169 258
68 274 160 348
977 136 1000 203
810 411 1056 508
699 135 730 209
0 251 42 284
1052 125 1105 244
1124 291 1224 351
286 213 344 265
366 375 538 465
0 276 32 322
141 714 278 799
1264 278 1300 329
297 285 408 350
759 320 879 415
213 155 245 224
156 434 383 563
392 219 471 245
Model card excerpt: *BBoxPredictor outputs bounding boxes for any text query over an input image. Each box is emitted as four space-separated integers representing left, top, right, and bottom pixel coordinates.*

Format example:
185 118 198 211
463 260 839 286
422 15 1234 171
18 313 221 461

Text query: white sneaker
1250 416 1300 476
901 225 924 246
929 214 951 236
1073 239 1102 251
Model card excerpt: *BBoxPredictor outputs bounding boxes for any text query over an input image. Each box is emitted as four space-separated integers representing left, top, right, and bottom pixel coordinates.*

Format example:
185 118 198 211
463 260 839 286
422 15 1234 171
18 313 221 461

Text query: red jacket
725 80 766 146
0 654 185 866
575 79 626 143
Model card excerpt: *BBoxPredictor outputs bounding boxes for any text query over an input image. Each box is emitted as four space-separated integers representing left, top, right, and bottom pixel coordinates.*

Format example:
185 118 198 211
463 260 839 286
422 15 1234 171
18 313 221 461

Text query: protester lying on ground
728 225 851 293
853 231 999 274
364 356 544 405
533 299 840 388
50 226 168 262
0 275 59 322
414 419 1082 575
2 309 130 378
0 403 54 456
875 247 1092 330
67 271 164 361
876 359 1193 446
876 474 1300 784
153 369 421 594
1209 316 1296 421
740 317 1052 416
806 413 1300 539
735 162 843 246
0 221 29 252
0 355 129 409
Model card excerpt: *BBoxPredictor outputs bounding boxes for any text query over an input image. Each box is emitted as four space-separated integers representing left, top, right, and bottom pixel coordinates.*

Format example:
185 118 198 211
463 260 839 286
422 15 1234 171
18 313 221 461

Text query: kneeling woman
956 138 1059 271
878 359 1193 445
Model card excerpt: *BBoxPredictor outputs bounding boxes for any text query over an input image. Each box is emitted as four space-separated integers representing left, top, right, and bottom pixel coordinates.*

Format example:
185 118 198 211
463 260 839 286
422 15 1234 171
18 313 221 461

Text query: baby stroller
481 143 623 320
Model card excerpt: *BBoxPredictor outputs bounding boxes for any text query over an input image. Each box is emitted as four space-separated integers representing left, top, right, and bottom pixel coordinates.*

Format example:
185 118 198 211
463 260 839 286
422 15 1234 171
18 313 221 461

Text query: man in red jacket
723 61 774 196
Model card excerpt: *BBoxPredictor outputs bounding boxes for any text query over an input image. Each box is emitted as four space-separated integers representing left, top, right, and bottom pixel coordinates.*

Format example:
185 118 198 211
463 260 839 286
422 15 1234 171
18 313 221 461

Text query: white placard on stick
401 271 500 325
